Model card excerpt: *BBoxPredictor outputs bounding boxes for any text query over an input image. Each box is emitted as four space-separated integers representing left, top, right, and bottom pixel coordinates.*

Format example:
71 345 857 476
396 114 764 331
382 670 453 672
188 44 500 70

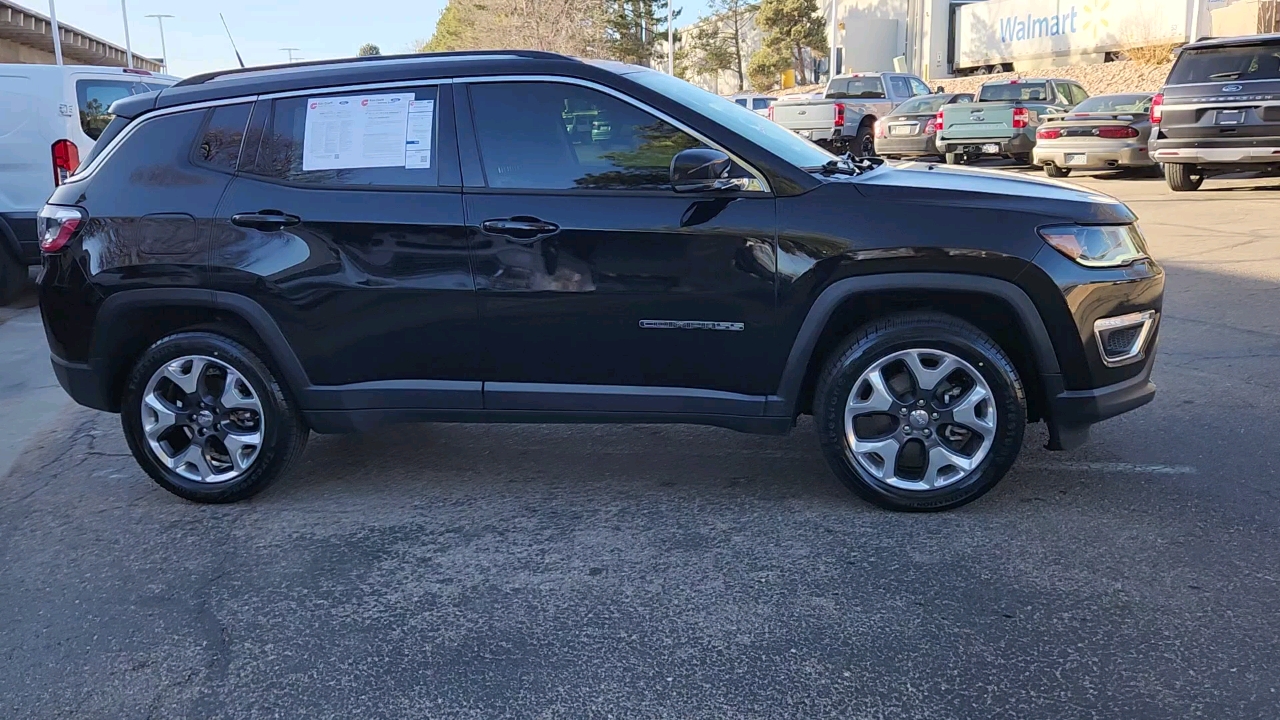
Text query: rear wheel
855 126 876 158
813 313 1026 511
1165 162 1205 192
0 249 26 306
1012 153 1033 166
121 332 308 503
1044 163 1071 178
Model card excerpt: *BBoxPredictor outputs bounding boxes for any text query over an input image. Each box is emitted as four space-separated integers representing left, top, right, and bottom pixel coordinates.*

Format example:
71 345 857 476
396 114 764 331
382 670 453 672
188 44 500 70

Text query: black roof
1180 32 1280 51
112 50 594 119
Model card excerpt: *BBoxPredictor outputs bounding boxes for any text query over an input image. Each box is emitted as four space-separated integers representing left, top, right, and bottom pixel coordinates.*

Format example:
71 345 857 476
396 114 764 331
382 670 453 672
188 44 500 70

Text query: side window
888 76 912 98
468 82 708 191
76 79 149 140
194 103 252 172
909 77 931 97
251 86 440 188
753 98 772 111
1072 84 1091 104
734 98 749 107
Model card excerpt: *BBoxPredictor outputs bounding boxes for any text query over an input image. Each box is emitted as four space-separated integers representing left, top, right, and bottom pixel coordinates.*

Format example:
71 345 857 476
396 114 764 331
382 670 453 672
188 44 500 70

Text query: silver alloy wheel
843 348 997 492
140 355 265 484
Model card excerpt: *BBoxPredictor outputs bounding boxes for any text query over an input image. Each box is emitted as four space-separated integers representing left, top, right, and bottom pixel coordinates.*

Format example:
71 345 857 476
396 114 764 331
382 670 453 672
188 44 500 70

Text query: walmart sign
998 7 1079 42
955 0 1190 70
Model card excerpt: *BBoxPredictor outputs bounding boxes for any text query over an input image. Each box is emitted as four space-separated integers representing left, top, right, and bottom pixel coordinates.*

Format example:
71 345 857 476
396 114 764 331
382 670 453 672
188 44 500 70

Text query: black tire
121 331 308 503
1012 153 1033 166
1165 162 1204 192
945 152 964 165
0 248 26 306
1044 163 1071 178
854 126 876 158
812 312 1026 512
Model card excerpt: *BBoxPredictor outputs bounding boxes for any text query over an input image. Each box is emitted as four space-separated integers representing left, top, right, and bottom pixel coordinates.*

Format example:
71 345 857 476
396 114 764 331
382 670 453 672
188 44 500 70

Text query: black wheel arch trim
90 288 312 410
766 273 1062 417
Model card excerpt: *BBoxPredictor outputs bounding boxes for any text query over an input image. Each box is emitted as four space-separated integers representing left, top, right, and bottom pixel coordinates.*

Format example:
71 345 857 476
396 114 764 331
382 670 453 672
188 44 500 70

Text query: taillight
1096 125 1140 139
936 109 945 126
924 118 938 136
874 119 885 138
52 139 80 186
833 103 846 128
1012 106 1030 129
1151 93 1164 124
766 105 773 121
1037 127 1062 140
38 205 86 253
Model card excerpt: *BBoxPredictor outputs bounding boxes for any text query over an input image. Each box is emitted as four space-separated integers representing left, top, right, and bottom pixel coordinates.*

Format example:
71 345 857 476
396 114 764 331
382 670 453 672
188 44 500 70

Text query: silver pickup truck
771 72 938 156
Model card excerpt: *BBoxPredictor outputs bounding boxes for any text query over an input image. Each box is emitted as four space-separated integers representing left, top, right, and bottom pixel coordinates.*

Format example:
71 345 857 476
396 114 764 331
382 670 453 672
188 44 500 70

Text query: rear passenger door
212 84 479 392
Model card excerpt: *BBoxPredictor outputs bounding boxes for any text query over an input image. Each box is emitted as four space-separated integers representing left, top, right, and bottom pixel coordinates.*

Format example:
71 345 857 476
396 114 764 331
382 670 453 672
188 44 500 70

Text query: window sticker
302 93 413 171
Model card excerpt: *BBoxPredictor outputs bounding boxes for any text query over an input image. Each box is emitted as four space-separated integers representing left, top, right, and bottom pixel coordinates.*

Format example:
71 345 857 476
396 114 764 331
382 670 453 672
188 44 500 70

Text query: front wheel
813 313 1026 511
1165 162 1204 191
121 332 309 503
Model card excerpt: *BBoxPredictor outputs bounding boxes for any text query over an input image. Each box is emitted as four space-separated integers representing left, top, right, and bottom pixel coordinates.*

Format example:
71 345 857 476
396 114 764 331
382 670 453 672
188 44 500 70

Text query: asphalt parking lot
2 171 1279 719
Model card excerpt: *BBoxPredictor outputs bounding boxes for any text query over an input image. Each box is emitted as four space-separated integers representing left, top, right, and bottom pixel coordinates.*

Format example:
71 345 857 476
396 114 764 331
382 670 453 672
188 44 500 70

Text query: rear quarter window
194 103 252 172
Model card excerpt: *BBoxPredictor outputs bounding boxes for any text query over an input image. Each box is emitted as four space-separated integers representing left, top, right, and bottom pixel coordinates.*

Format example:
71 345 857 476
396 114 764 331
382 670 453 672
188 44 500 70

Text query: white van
0 64 177 302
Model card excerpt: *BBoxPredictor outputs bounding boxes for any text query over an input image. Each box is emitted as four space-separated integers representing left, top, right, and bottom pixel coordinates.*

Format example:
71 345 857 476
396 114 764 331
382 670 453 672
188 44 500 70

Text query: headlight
1038 224 1148 268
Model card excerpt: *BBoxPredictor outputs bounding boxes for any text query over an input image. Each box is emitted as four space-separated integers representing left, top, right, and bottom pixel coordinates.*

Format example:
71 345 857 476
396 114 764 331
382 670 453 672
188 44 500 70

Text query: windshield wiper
809 154 883 177
1208 71 1243 80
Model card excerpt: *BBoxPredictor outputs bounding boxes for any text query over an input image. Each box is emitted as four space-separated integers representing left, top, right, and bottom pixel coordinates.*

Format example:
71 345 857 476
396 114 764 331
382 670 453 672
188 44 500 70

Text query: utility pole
280 48 301 63
120 0 134 68
667 0 674 74
828 0 838 78
1188 0 1207 42
48 0 64 65
146 14 174 73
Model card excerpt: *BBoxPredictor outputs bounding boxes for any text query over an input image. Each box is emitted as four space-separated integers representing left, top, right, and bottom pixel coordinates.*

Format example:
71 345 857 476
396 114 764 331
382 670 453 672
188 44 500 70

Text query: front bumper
1044 350 1156 450
1034 142 1154 170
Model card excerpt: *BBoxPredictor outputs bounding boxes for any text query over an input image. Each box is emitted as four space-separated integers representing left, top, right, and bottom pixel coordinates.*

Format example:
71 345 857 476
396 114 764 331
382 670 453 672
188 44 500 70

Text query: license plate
798 130 812 139
1065 153 1087 165
1216 109 1245 126
982 143 1001 154
889 125 914 136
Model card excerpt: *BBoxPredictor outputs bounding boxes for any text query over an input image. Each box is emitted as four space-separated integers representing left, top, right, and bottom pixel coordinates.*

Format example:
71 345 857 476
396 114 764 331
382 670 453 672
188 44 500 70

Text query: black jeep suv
1152 33 1280 191
38 51 1164 511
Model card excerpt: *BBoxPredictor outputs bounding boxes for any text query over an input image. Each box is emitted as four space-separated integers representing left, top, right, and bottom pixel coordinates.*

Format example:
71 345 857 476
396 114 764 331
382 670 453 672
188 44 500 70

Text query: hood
851 162 1137 225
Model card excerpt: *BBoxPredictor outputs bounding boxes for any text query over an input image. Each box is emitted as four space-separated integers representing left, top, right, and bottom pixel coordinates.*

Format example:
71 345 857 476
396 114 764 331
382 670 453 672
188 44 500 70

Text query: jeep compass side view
39 52 1164 511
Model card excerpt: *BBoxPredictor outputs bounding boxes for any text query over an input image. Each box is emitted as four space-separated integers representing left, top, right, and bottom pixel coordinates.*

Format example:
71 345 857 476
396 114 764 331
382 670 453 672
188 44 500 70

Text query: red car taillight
833 103 846 128
52 139 80 186
766 105 773 121
1012 106 1030 129
1151 92 1164 124
1096 125 1140 139
924 118 938 136
874 119 885 138
1037 127 1062 140
38 205 86 253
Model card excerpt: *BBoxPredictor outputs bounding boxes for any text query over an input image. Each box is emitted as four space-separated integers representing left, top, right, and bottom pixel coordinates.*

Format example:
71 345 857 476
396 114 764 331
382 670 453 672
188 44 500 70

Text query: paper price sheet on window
302 94 434 172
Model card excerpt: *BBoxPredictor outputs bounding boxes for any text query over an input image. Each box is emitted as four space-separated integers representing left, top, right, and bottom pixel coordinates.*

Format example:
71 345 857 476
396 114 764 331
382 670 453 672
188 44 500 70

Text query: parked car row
761 31 1279 193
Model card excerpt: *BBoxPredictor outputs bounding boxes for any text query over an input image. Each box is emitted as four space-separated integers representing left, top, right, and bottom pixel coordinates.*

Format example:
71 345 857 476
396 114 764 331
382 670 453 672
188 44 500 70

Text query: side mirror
670 148 742 193
936 85 946 93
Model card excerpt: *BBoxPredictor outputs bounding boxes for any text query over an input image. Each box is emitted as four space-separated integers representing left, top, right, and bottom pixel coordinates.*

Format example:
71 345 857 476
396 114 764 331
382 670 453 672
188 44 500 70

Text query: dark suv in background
39 51 1164 511
1152 33 1280 191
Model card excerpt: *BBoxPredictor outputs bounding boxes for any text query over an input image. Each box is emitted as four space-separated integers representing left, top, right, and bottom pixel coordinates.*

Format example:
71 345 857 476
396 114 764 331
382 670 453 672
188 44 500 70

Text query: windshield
626 69 836 170
1168 44 1280 84
894 95 950 114
1073 94 1153 114
978 83 1050 102
827 77 886 99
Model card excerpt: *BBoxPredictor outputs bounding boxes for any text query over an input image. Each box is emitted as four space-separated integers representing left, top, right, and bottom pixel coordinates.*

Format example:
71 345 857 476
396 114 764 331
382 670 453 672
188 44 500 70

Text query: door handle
481 217 560 243
231 211 301 231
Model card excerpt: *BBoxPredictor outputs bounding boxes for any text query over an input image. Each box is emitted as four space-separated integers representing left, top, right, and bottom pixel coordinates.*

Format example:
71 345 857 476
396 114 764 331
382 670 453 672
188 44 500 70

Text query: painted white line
1022 462 1197 475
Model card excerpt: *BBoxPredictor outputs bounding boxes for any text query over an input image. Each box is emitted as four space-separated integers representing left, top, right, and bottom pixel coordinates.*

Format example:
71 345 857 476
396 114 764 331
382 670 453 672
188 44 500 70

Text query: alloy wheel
843 348 996 491
140 355 265 483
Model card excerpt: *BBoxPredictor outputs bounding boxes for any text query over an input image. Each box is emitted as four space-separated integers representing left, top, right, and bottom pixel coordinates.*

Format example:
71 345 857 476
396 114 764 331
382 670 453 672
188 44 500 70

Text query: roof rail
174 50 576 87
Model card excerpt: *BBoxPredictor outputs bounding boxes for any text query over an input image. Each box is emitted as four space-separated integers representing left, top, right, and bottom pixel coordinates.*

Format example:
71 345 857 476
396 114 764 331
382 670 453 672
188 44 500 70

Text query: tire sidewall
815 321 1026 511
121 332 298 503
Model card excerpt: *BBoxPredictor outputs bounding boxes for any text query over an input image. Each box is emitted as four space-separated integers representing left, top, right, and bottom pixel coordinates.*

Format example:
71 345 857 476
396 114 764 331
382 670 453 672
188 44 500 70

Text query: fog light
1094 311 1156 367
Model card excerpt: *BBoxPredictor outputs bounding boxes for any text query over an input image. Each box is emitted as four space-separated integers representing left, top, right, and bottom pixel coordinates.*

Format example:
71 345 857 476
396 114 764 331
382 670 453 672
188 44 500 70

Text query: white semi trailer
950 0 1214 75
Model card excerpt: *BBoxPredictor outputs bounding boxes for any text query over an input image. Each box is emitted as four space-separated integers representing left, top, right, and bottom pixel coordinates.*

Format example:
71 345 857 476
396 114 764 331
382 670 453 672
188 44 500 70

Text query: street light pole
667 0 674 75
48 0 64 65
146 14 174 73
120 0 134 68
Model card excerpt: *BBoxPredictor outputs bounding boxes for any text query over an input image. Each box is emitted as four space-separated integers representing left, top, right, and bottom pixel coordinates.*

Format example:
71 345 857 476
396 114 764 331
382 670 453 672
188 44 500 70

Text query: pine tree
752 0 826 85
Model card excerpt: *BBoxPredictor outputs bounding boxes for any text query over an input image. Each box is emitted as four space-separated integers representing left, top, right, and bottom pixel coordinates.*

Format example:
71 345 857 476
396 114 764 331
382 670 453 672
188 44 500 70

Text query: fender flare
92 288 312 405
765 273 1061 417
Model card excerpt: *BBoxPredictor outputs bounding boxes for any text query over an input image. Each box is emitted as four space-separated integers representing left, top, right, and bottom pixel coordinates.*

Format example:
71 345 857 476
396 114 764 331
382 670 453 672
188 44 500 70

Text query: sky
25 0 711 79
